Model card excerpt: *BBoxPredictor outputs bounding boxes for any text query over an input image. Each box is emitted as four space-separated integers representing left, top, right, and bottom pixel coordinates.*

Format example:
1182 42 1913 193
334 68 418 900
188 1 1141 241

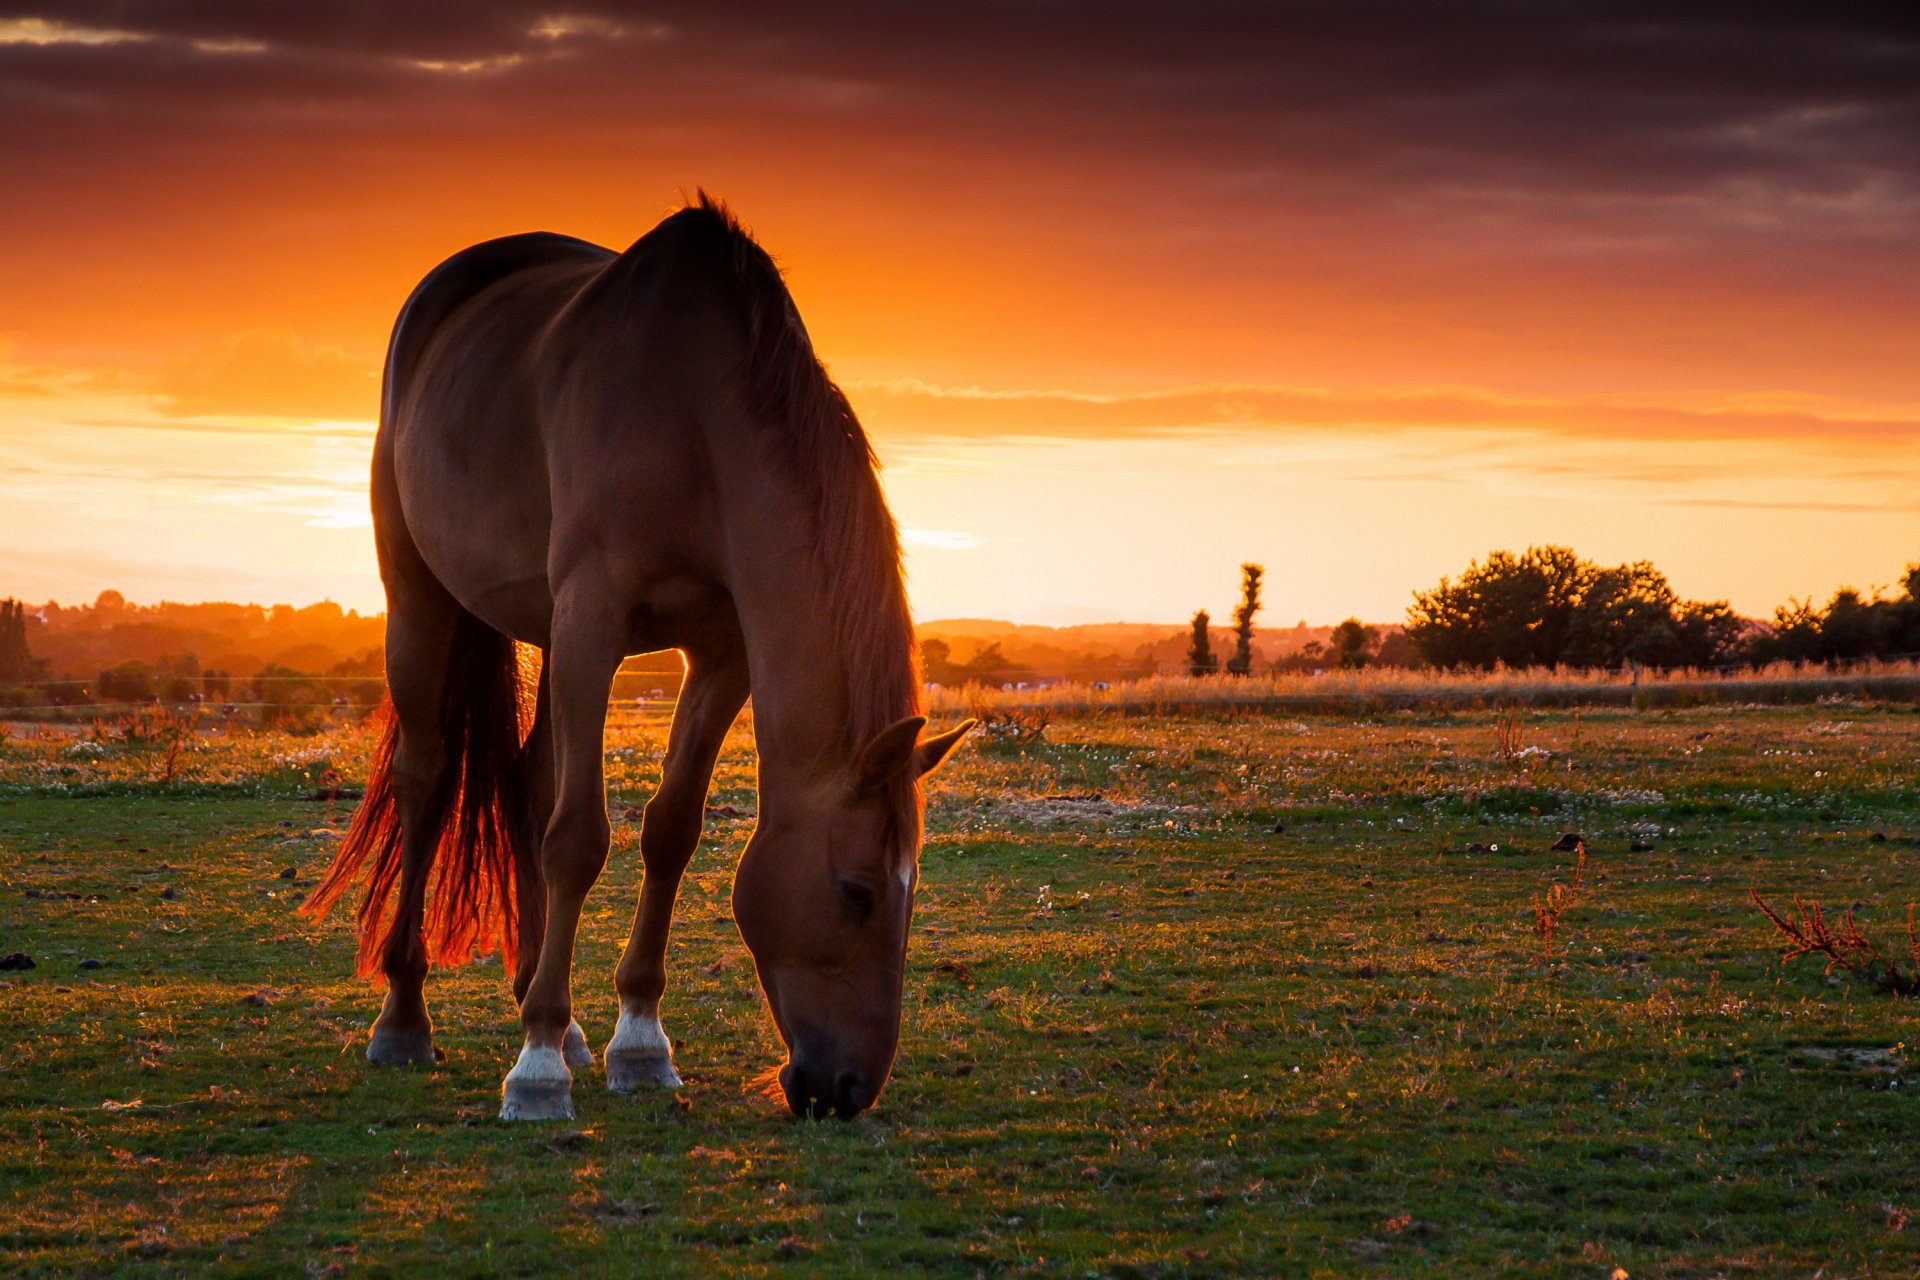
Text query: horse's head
732 715 973 1118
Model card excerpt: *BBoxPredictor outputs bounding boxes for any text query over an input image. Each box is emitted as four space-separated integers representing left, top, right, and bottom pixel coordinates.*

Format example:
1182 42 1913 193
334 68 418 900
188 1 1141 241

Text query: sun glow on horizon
0 7 1914 625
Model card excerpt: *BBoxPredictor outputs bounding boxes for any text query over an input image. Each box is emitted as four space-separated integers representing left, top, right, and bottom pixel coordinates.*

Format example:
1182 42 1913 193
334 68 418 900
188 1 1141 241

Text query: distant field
927 659 1920 717
1 703 1917 1276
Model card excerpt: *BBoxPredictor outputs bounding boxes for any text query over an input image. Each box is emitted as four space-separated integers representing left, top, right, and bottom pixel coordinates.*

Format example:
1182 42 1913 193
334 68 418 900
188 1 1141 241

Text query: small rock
582 1193 654 1219
78 958 105 971
0 952 34 971
1549 832 1585 852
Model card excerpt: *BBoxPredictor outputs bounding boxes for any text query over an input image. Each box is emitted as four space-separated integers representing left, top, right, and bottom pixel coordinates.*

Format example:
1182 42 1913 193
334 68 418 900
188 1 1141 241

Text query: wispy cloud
0 18 150 47
850 378 1920 448
901 528 985 550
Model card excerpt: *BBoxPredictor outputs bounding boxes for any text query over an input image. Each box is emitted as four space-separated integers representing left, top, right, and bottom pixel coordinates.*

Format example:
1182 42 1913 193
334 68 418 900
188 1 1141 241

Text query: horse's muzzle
779 1061 873 1120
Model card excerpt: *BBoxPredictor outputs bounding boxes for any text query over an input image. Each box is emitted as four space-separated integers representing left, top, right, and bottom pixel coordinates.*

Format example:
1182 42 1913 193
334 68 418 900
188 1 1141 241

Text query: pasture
2 702 1917 1276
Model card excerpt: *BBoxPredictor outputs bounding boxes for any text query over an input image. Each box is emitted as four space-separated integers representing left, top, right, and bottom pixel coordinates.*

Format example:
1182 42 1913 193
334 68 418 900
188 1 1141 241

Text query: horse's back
380 232 617 642
384 232 612 421
381 214 758 650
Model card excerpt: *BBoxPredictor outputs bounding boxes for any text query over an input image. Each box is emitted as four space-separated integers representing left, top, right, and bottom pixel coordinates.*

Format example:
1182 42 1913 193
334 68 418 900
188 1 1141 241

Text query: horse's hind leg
512 660 593 1070
366 591 462 1065
500 595 623 1120
606 643 748 1091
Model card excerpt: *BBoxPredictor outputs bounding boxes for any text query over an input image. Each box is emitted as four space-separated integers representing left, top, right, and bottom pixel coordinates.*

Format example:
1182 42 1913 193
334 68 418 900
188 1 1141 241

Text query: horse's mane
683 192 924 837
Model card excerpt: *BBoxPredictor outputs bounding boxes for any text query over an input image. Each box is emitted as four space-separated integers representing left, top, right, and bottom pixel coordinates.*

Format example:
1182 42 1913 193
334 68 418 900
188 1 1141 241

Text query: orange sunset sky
1 4 1915 626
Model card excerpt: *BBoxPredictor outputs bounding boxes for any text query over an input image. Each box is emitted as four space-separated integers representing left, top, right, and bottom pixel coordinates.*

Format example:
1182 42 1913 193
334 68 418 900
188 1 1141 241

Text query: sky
1 2 1916 626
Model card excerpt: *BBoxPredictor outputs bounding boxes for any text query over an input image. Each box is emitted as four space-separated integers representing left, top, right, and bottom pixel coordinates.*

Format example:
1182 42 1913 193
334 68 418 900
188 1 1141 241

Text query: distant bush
1406 546 1745 671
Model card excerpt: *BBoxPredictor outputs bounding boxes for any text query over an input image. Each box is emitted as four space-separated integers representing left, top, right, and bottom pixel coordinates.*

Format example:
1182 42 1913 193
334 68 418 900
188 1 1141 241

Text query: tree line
7 549 1917 706
1180 547 1920 677
1405 546 1920 671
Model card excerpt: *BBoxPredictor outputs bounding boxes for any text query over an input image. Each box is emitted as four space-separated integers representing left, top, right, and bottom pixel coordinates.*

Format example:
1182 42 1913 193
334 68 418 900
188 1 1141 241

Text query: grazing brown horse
304 195 972 1121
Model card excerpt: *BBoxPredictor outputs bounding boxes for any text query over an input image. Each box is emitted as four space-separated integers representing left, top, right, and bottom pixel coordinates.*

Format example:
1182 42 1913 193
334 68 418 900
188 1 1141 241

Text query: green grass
1 704 1917 1276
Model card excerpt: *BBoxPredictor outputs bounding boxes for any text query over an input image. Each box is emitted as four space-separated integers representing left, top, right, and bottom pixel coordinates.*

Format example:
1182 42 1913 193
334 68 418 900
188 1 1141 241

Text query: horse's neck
723 500 860 789
739 590 852 786
715 440 913 794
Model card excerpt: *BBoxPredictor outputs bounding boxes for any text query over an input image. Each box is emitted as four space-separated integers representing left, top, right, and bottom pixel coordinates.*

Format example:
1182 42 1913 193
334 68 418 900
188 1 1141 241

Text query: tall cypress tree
1186 610 1218 677
0 599 44 683
1226 564 1263 675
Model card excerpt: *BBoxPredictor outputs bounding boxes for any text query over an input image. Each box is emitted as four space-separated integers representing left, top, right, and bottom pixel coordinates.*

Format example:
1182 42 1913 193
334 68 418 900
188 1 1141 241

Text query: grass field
2 702 1917 1276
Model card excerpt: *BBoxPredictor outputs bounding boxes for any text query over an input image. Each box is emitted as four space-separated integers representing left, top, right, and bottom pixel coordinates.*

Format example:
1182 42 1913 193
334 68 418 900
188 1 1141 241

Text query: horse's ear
912 719 976 779
855 716 927 793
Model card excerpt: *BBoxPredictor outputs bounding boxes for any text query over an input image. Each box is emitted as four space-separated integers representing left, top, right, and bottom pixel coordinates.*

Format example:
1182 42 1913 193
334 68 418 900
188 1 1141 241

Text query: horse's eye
836 877 877 923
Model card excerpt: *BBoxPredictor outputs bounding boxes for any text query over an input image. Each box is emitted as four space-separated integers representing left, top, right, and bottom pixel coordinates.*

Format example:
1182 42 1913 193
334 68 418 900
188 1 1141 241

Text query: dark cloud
2 2 1916 415
3 2 1915 221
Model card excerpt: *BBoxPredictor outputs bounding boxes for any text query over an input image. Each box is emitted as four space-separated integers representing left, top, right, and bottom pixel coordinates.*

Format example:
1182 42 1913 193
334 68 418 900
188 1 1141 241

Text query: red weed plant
1750 889 1920 997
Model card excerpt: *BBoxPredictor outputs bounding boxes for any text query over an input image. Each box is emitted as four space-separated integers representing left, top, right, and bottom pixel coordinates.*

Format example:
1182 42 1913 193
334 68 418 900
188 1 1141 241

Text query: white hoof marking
500 1043 574 1121
604 1010 681 1092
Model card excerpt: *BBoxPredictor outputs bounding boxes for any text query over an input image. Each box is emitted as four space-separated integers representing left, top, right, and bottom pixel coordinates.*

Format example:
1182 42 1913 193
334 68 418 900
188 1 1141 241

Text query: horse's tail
301 615 539 981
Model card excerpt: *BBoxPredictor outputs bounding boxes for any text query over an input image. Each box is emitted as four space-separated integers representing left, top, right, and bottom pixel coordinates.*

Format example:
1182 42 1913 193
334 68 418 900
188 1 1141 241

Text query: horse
303 194 973 1121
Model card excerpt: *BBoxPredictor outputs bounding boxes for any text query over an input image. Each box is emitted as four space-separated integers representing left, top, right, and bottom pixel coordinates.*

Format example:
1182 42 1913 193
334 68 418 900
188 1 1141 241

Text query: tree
1328 618 1377 669
1406 545 1741 671
919 638 966 685
1187 610 1218 677
1226 563 1263 675
961 643 1019 685
1755 597 1824 664
1739 568 1920 667
1818 588 1879 663
97 660 157 704
1671 600 1748 668
0 599 46 684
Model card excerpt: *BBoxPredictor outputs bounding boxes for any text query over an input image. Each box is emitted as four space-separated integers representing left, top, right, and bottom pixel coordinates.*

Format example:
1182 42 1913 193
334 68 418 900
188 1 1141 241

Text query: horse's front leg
500 603 622 1121
606 645 750 1091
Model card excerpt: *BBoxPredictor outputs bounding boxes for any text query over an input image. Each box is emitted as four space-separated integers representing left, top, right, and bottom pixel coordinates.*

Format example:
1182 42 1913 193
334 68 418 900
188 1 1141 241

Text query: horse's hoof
366 1025 435 1066
500 1078 575 1121
605 1049 682 1092
500 1045 574 1121
561 1019 594 1071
